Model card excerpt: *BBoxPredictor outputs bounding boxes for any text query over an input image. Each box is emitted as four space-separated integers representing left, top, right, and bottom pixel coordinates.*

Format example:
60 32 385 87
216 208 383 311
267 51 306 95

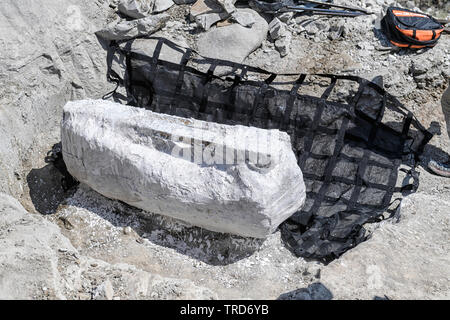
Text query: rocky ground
0 0 449 299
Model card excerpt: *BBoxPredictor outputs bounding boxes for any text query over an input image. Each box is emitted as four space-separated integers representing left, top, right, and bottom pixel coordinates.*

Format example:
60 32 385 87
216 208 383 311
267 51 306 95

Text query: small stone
276 12 293 23
93 280 114 300
59 217 74 230
123 226 132 235
268 17 285 40
275 32 292 57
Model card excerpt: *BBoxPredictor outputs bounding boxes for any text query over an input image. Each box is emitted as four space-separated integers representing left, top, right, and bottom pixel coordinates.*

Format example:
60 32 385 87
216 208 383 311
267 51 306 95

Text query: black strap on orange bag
381 6 444 49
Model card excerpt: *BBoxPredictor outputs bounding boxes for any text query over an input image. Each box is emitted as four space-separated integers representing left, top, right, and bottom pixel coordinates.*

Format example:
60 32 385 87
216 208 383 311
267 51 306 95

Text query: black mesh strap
169 48 192 115
308 116 350 216
198 62 217 115
348 83 385 210
297 100 327 169
307 80 366 215
297 77 338 168
248 74 276 126
321 76 337 100
282 74 306 131
227 67 247 120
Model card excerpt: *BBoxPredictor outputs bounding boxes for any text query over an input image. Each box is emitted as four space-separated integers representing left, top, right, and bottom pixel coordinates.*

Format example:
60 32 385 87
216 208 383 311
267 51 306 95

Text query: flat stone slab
118 0 174 18
96 14 170 41
61 99 306 238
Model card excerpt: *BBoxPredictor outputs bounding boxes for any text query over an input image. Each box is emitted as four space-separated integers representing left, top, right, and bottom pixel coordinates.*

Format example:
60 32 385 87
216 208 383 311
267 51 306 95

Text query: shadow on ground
26 143 78 214
26 146 264 266
278 282 333 300
65 185 266 266
26 165 67 215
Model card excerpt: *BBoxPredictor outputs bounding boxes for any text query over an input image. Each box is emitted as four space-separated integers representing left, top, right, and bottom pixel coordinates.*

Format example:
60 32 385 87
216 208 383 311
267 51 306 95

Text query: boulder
95 14 170 41
196 8 268 63
61 99 306 238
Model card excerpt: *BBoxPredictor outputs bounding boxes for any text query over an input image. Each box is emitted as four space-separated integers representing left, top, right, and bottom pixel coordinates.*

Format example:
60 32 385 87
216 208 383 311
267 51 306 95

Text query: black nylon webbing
308 116 350 215
297 100 326 169
297 77 338 169
308 80 365 214
321 77 337 100
149 38 164 83
248 74 276 126
382 158 402 208
282 74 306 131
348 83 386 210
169 48 192 115
402 112 413 139
111 36 434 261
198 63 217 115
227 67 248 120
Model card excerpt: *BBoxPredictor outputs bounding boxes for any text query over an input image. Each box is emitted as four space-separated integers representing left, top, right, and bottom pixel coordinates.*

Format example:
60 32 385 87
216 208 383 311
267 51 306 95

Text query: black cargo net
105 37 433 262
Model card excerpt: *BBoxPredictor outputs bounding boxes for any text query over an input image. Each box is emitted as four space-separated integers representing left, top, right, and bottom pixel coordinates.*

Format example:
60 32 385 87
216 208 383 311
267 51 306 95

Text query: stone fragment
230 10 256 28
93 280 114 300
195 12 228 30
268 17 285 40
275 31 292 57
276 11 294 23
95 14 170 41
190 0 223 18
216 0 237 14
118 0 174 19
191 0 252 30
61 99 306 238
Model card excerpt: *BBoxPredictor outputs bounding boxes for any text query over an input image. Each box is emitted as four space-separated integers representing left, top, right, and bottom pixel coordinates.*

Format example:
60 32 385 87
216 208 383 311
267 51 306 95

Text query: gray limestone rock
61 99 306 238
196 8 268 63
96 14 170 41
269 17 285 40
118 0 174 18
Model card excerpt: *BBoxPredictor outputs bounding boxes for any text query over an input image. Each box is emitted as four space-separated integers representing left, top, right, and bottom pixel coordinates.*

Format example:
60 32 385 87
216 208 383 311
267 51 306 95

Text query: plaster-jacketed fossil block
61 99 306 238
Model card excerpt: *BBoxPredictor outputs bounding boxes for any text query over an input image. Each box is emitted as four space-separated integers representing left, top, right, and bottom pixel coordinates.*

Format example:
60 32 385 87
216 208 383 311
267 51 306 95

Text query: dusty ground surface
0 0 449 299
